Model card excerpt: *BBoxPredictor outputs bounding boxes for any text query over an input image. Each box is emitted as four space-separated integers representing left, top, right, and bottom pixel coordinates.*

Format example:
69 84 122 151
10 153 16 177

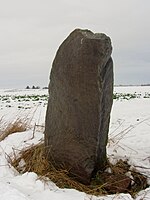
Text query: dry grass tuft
10 143 106 195
9 143 148 196
0 118 29 142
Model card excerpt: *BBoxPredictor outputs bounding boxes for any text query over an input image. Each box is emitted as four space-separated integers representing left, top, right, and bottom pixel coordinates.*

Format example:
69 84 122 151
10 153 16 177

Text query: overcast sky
0 0 150 88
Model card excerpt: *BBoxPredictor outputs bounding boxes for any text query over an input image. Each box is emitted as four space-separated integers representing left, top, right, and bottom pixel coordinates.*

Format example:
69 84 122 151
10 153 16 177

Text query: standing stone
45 29 113 184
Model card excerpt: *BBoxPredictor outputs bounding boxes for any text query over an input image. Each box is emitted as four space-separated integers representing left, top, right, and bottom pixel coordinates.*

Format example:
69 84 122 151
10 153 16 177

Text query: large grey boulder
45 29 113 184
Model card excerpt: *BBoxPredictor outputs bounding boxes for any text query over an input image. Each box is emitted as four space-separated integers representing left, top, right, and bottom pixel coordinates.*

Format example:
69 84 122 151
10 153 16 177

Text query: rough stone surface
45 29 113 184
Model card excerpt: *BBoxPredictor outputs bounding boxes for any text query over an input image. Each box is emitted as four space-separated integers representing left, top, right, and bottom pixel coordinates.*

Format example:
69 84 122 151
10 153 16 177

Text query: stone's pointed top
71 28 111 41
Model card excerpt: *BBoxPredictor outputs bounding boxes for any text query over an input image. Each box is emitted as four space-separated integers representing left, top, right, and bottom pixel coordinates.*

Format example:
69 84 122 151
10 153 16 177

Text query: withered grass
9 143 148 196
0 118 29 142
11 143 105 195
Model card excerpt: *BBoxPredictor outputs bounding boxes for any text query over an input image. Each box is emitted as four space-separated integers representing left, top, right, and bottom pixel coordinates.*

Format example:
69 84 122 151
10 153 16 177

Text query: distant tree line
26 86 48 89
141 84 150 86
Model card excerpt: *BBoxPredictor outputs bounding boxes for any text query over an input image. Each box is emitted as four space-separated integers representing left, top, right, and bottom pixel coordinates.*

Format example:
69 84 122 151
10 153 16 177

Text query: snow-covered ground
0 86 150 200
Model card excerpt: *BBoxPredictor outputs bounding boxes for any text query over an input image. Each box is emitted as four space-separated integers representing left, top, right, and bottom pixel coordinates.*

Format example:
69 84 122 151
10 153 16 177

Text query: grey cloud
0 0 150 88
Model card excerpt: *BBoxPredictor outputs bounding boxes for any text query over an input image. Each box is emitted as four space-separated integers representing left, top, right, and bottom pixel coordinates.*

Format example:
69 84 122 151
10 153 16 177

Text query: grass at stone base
9 143 148 197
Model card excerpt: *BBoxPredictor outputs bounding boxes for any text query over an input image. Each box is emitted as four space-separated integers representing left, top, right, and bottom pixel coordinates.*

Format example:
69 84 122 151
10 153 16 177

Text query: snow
0 86 150 200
